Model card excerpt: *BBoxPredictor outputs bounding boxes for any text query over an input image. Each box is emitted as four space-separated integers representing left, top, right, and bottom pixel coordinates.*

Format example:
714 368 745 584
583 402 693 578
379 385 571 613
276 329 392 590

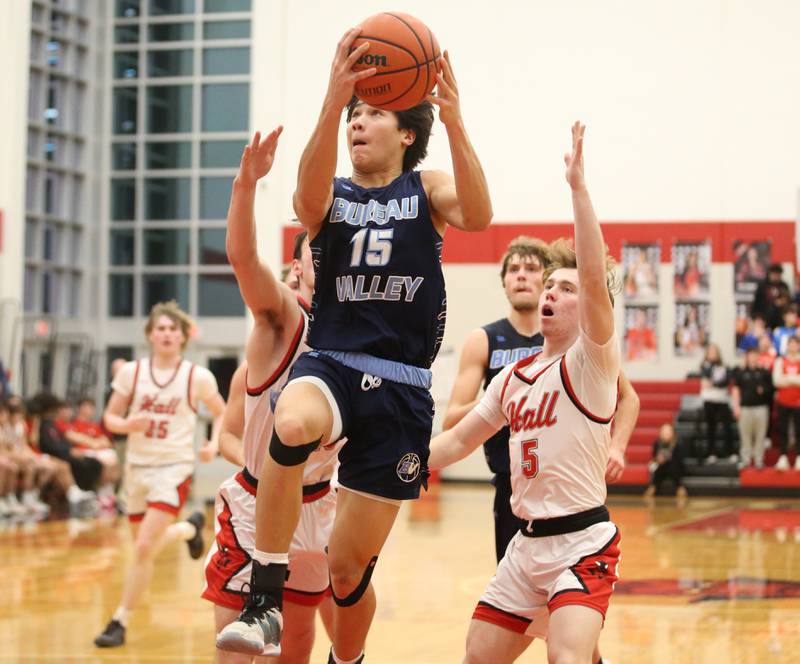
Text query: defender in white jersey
94 301 226 649
430 123 621 664
209 127 338 663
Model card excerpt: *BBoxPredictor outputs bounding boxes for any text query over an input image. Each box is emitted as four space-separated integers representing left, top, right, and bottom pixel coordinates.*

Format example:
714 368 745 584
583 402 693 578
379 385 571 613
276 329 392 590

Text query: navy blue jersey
307 171 447 368
481 318 544 474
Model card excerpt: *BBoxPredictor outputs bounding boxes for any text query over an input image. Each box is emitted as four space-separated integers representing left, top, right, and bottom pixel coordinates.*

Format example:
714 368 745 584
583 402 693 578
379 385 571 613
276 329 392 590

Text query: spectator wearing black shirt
732 348 772 469
752 263 791 329
644 423 687 498
699 343 735 464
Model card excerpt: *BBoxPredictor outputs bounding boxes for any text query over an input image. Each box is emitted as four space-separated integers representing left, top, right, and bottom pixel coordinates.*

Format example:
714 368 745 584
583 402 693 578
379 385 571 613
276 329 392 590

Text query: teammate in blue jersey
217 28 493 663
444 236 640 564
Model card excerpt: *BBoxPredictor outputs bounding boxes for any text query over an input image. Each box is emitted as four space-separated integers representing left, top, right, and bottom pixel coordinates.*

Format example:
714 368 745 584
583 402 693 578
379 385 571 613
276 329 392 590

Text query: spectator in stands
0 400 49 516
732 348 773 470
772 335 800 471
737 316 767 354
752 263 790 329
644 423 687 498
0 360 10 400
35 393 100 512
772 306 799 356
756 333 777 370
699 343 736 464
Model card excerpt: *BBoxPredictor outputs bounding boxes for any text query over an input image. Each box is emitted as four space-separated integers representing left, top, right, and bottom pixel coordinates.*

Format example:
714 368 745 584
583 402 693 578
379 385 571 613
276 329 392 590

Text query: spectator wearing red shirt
772 336 800 471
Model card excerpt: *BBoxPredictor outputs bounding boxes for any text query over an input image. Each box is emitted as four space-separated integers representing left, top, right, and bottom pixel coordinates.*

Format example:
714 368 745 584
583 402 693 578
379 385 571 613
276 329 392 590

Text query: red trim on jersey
558 359 615 424
246 313 306 396
472 601 531 634
146 473 193 515
500 352 542 402
187 364 197 413
513 355 560 386
548 528 621 619
296 294 311 314
128 512 145 523
284 586 329 607
149 358 184 389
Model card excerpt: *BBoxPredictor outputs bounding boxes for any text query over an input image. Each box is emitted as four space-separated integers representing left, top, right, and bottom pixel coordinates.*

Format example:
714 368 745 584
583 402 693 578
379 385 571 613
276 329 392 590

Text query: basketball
351 12 441 111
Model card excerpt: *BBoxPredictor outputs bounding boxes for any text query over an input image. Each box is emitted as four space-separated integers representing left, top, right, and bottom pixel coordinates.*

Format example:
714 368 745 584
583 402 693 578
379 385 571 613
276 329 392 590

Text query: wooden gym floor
1 484 799 663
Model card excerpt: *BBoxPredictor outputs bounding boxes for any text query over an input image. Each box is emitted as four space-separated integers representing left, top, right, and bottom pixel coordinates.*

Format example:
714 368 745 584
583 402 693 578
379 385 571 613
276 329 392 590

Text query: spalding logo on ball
351 12 441 111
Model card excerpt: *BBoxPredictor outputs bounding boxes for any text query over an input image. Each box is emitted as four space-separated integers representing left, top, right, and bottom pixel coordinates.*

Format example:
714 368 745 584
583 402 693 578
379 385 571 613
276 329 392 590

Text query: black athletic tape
331 556 379 607
269 431 321 466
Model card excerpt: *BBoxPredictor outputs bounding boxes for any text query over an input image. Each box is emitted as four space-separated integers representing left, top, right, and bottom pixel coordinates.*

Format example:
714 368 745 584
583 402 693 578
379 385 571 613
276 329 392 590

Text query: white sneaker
22 492 50 516
0 497 10 516
729 454 739 463
5 494 27 516
794 456 800 471
706 455 718 465
776 454 790 471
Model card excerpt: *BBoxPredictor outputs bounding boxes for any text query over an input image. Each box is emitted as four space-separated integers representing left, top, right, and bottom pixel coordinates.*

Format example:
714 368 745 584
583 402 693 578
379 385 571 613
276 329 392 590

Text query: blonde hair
500 236 551 281
542 238 621 304
144 300 195 350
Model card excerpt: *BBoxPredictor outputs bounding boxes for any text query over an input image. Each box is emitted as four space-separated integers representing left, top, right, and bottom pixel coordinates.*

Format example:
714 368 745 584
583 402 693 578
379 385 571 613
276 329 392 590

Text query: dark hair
500 236 551 281
346 96 434 172
77 396 95 408
292 230 308 261
769 263 783 274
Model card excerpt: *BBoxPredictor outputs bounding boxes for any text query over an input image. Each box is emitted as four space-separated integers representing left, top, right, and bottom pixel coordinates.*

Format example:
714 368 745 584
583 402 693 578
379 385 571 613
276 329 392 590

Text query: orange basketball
351 12 441 111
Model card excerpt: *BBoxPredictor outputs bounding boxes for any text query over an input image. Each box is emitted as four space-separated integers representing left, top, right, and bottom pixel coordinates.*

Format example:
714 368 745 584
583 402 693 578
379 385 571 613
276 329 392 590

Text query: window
25 220 37 259
144 229 190 264
149 0 195 15
43 224 62 262
28 71 43 121
68 273 81 317
148 22 194 41
199 228 228 264
112 143 137 170
111 178 136 221
144 177 191 220
201 140 243 168
26 167 39 212
202 84 248 131
113 87 137 134
44 173 63 217
115 0 140 17
114 24 139 43
142 273 189 314
27 129 38 158
202 47 250 75
109 274 134 316
200 176 233 219
203 20 250 39
69 228 82 264
70 177 84 220
110 230 135 265
24 268 36 312
46 40 61 67
148 49 193 77
71 85 86 133
147 85 192 133
146 141 191 169
113 51 139 79
204 0 250 12
42 271 59 314
44 134 63 163
199 274 244 316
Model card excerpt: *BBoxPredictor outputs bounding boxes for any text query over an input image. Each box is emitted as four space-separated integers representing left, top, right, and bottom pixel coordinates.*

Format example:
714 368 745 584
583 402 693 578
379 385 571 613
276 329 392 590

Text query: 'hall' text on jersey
308 171 447 368
475 333 620 520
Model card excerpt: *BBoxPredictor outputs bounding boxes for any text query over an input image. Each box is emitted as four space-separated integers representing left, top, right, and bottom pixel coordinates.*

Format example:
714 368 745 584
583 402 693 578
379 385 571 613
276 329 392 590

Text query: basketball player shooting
218 25 493 664
429 123 622 664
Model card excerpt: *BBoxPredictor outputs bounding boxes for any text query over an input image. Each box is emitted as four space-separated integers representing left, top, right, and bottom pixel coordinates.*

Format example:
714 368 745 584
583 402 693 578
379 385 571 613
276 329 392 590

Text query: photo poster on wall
733 239 771 299
622 242 660 301
672 240 711 300
624 304 658 361
674 301 710 357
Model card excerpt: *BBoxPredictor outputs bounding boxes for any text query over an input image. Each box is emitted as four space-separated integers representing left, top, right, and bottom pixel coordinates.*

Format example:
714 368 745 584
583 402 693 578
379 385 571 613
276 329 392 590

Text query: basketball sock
330 647 365 664
112 607 129 627
253 549 289 567
170 521 196 541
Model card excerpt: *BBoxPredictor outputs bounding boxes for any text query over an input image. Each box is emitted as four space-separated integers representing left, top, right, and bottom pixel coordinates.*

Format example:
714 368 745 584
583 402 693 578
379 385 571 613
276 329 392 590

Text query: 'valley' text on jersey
308 171 446 368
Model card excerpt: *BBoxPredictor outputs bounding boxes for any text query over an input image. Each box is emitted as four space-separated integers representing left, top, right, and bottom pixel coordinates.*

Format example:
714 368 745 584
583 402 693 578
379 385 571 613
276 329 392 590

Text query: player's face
78 402 94 420
503 254 543 312
538 268 579 339
148 315 185 355
347 102 412 172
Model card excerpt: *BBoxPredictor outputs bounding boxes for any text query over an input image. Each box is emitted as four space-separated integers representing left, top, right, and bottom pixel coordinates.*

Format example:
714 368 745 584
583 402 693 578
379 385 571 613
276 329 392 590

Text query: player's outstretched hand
428 50 461 127
126 414 150 434
605 447 625 483
564 121 586 192
198 440 217 463
237 127 283 188
325 27 377 110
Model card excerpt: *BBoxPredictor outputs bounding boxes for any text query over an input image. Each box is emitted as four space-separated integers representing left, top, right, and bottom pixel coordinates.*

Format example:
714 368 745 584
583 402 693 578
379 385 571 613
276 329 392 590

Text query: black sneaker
94 619 125 647
186 511 205 560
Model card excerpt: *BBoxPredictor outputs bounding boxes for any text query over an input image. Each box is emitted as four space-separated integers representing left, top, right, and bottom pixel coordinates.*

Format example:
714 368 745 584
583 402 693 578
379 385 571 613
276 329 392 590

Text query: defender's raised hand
325 27 377 110
238 126 283 188
564 121 587 192
428 50 462 127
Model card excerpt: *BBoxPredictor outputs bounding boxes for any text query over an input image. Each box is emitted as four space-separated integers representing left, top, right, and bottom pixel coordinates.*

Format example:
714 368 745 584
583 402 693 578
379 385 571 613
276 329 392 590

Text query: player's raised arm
442 328 489 430
566 122 614 345
293 28 376 231
429 408 500 470
227 127 296 323
424 52 493 233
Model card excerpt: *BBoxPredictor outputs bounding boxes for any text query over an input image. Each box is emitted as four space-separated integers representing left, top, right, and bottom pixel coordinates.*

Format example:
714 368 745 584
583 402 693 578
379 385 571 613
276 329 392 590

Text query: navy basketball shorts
286 351 434 501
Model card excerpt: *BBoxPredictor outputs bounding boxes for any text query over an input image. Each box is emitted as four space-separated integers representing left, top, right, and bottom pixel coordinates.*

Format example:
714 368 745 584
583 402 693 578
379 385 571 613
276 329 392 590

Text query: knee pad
330 556 379 607
269 430 320 467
